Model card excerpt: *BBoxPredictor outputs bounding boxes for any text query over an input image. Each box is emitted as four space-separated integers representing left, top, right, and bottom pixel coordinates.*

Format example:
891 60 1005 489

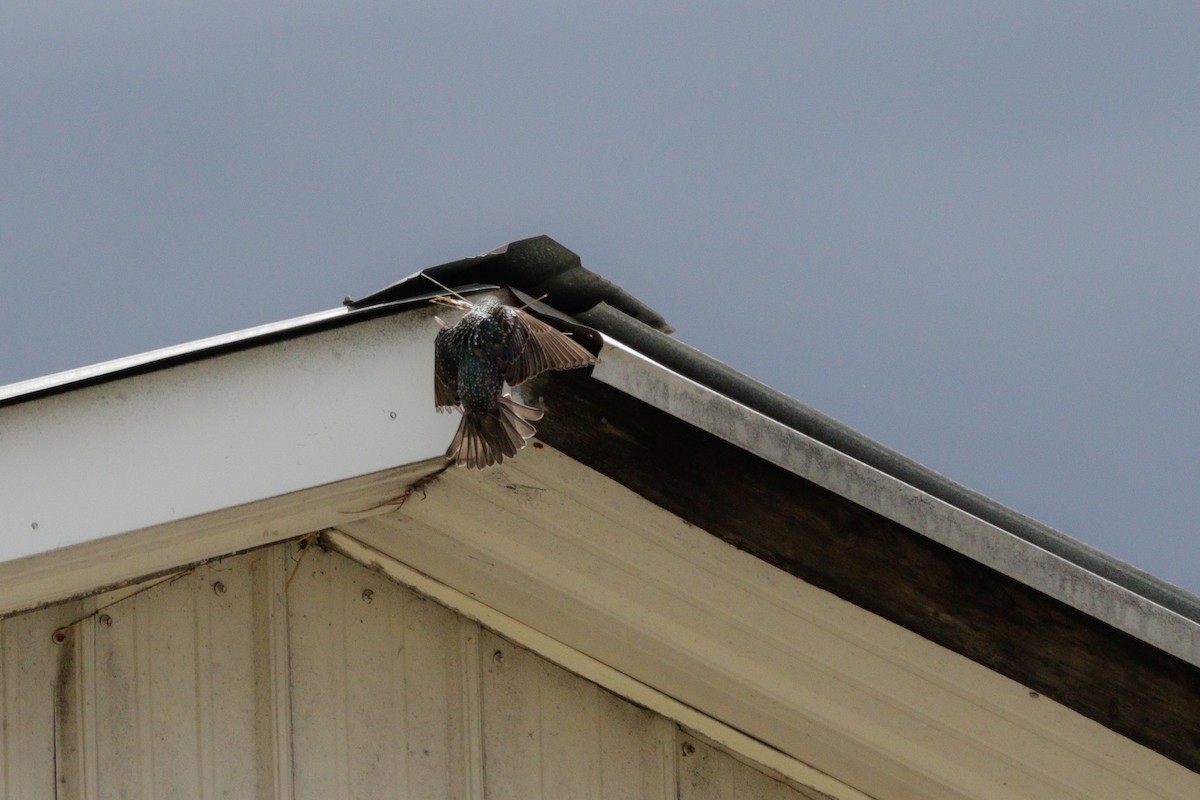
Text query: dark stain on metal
284 532 321 594
53 621 77 793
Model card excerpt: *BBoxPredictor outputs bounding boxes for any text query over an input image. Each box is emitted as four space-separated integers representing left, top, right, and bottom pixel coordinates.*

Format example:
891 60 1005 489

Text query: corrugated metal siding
287 540 478 800
53 551 286 799
679 738 830 800
0 598 81 800
2 541 822 799
479 627 676 800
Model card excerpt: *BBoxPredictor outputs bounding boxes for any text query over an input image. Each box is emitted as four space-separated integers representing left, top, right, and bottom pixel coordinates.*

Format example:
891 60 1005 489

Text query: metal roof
348 235 1200 629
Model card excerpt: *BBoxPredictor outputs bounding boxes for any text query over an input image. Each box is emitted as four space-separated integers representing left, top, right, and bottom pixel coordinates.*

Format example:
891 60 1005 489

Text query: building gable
6 541 824 799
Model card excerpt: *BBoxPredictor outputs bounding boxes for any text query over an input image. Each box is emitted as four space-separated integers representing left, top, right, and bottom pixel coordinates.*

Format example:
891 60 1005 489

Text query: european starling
433 296 597 469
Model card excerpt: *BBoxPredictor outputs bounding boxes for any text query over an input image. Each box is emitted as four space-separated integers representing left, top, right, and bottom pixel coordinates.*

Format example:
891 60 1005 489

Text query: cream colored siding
479 627 676 800
53 553 286 799
332 451 1200 800
2 541 816 800
99 568 263 796
0 598 81 800
679 738 829 800
287 543 477 799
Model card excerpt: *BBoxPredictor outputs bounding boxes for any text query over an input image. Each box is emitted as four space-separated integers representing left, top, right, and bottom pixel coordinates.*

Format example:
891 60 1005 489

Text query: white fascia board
0 305 456 610
591 336 1200 668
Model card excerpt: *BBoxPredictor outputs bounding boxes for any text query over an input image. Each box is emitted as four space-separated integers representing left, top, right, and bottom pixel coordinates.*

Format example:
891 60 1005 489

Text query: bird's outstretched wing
500 308 597 386
433 326 460 410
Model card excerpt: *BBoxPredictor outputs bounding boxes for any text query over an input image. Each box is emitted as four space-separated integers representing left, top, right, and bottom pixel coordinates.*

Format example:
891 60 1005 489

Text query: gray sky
4 4 1198 593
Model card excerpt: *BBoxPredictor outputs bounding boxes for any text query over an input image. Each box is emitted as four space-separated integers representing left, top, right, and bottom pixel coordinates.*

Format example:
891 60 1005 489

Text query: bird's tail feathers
446 395 543 469
502 394 544 421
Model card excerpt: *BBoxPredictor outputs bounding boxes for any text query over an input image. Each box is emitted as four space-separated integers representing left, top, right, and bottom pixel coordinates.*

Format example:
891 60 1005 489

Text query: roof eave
0 304 457 615
590 334 1200 668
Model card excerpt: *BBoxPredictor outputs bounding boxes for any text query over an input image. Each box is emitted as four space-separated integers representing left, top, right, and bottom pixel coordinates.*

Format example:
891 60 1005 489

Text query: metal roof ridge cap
590 335 1200 668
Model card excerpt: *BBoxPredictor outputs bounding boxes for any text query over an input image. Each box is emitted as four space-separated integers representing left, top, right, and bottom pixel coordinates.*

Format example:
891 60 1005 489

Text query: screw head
682 741 696 757
98 614 113 627
51 628 68 645
361 588 375 604
212 581 227 596
492 649 505 666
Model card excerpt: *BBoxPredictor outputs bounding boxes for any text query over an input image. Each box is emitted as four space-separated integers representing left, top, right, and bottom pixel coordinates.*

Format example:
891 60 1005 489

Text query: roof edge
9 235 1196 646
341 235 1200 630
577 302 1200 626
587 334 1200 668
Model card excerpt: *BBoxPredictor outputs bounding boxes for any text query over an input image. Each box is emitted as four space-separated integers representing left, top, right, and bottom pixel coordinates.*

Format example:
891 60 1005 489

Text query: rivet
98 614 113 627
212 581 227 596
361 589 375 604
682 741 696 757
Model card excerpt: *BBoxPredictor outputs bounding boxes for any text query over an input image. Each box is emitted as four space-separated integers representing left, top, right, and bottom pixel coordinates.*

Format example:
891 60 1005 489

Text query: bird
432 294 597 469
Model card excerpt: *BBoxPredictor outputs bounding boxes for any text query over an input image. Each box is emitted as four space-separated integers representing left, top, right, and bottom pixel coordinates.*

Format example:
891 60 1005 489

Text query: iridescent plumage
433 296 597 469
